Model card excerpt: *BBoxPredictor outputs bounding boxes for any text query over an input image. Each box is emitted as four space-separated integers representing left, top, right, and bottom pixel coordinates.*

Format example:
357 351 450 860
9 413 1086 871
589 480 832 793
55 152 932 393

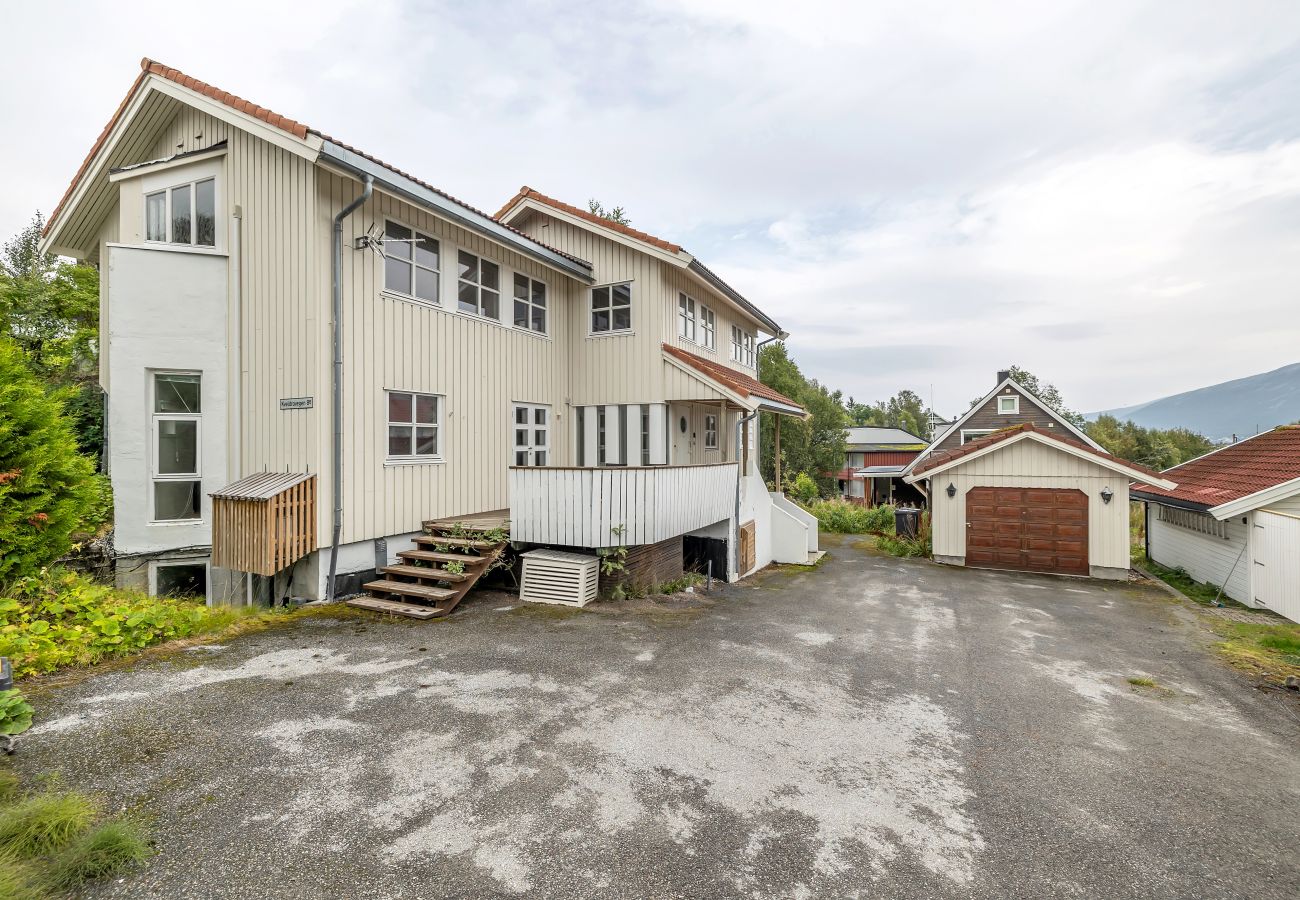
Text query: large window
513 274 547 334
457 251 500 319
383 221 440 303
731 326 755 367
387 391 442 461
152 372 202 522
678 293 696 342
513 404 550 466
700 305 716 350
145 178 215 247
591 282 632 333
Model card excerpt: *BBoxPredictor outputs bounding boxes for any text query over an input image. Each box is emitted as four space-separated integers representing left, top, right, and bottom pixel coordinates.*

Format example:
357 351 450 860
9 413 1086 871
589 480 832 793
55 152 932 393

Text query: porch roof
662 344 808 418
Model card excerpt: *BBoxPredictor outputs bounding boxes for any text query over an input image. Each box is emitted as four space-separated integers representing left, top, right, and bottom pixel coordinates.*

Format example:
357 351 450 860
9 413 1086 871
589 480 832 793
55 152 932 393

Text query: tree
1084 415 1215 471
758 342 847 496
587 199 632 226
0 214 102 457
846 390 928 437
974 366 1085 428
0 338 96 585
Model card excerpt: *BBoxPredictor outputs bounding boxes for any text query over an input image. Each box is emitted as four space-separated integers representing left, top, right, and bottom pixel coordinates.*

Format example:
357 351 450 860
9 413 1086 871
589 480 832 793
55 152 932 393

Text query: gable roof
496 187 786 337
905 376 1102 474
846 426 927 449
905 423 1174 487
1130 425 1300 518
662 344 806 417
43 59 591 280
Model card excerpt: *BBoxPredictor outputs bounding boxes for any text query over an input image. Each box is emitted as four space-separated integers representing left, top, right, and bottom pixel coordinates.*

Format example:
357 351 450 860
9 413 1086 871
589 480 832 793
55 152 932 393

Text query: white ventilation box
520 549 600 607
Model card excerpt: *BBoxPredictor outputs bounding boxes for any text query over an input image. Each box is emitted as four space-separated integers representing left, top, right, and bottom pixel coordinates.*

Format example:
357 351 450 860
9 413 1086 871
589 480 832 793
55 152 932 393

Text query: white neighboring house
1132 426 1300 624
40 57 814 608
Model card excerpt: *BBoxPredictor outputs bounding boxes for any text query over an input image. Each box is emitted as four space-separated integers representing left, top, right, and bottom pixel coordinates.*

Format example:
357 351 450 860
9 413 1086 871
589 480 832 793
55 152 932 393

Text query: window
641 406 651 466
678 293 696 341
997 395 1020 414
383 221 440 303
152 372 202 522
960 429 995 444
731 326 755 367
700 305 716 350
704 414 718 449
145 178 215 247
153 561 208 599
457 250 500 319
513 404 550 466
590 282 632 333
1157 505 1228 539
513 273 547 334
387 391 442 460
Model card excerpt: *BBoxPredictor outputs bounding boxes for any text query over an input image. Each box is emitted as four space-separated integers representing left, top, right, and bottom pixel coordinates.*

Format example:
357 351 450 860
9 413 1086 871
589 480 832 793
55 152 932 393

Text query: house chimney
996 369 1011 385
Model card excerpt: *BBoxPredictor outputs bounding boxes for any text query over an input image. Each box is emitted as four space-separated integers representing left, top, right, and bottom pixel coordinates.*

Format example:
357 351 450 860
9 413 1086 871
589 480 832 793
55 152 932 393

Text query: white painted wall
1147 507 1251 603
771 492 819 556
106 245 228 556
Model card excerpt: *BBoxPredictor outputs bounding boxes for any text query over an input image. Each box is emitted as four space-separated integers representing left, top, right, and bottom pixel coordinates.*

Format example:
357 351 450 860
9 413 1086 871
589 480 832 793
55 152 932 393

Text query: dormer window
145 178 215 247
998 395 1020 414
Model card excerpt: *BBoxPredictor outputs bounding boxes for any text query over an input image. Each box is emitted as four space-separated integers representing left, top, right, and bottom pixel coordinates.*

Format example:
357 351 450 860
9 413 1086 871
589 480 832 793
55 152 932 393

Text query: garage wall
1147 508 1250 603
929 439 1132 572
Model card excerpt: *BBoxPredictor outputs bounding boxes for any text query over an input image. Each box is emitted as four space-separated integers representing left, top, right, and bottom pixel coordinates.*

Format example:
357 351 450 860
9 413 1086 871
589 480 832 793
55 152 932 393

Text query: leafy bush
788 473 819 504
0 568 252 679
0 339 96 584
0 691 33 736
804 499 896 534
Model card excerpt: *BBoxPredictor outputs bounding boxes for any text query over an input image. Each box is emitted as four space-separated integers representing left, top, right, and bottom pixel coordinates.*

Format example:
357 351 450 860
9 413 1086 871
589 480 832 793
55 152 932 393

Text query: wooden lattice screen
211 473 317 576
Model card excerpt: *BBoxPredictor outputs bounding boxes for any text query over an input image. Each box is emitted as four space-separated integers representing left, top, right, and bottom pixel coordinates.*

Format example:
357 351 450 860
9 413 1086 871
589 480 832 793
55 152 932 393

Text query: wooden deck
424 510 510 533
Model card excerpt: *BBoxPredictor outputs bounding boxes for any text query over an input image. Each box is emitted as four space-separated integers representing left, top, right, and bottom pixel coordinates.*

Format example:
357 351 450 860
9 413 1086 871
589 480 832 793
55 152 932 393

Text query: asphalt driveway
15 538 1300 899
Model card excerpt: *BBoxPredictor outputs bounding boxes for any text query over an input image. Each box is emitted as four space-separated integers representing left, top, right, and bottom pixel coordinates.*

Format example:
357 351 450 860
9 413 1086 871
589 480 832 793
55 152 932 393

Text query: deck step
379 564 468 583
413 535 497 550
423 520 509 534
397 549 491 566
361 579 457 603
346 595 444 620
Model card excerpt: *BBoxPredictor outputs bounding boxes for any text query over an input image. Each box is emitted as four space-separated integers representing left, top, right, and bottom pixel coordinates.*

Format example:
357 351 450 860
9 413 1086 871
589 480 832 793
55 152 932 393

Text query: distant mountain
1090 363 1300 442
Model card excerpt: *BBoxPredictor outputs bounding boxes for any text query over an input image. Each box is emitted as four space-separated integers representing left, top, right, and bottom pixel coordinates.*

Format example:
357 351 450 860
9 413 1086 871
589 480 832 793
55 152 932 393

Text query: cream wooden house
41 58 815 609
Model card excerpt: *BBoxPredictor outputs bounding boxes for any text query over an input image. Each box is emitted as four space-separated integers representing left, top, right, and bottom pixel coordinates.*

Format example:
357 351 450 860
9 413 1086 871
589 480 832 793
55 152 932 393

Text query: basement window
152 560 208 599
145 178 215 247
387 391 442 461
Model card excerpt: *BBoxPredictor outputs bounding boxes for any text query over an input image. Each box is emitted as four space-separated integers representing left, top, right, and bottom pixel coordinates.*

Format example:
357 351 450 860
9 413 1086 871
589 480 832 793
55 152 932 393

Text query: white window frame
731 325 755 367
512 273 548 335
700 304 716 350
960 429 995 444
997 395 1020 414
590 282 633 335
385 390 444 463
382 219 440 305
145 178 216 247
678 293 697 342
150 371 202 525
457 250 502 321
512 403 551 466
149 557 212 603
704 414 719 450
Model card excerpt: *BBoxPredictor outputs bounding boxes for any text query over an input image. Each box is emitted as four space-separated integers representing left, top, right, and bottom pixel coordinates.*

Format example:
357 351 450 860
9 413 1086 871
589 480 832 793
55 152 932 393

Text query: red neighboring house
836 426 928 505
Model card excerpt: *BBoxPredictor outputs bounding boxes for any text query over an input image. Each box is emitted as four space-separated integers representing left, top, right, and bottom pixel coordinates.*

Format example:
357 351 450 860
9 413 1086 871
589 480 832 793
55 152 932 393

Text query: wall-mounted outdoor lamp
946 483 957 498
1100 486 1114 504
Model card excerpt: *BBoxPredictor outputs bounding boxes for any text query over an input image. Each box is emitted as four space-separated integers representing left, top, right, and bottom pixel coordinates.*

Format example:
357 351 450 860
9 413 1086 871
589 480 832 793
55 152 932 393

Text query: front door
512 403 550 466
965 487 1089 576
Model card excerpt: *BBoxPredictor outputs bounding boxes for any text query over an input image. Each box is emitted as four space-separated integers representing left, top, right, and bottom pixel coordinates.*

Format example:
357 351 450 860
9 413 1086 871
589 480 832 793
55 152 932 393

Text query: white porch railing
509 463 739 546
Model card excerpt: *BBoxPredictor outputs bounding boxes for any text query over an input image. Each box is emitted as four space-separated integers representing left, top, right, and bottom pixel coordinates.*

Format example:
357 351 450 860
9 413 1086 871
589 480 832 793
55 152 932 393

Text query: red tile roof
495 187 684 254
909 422 1167 481
1130 425 1300 510
662 344 804 412
45 60 590 268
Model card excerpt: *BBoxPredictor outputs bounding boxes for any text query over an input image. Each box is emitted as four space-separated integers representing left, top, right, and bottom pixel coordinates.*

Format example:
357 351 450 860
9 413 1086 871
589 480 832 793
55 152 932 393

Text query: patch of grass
1134 553 1247 609
654 572 706 595
0 771 22 804
0 792 97 858
1126 676 1158 688
0 855 43 900
45 820 151 889
1209 619 1300 685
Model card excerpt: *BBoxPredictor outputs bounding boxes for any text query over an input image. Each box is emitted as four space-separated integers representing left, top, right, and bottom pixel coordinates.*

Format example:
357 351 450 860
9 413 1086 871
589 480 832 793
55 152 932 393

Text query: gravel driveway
15 538 1300 899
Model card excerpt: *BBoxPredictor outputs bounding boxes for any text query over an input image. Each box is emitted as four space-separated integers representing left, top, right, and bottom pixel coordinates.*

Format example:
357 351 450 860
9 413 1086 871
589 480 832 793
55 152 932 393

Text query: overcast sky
3 1 1298 415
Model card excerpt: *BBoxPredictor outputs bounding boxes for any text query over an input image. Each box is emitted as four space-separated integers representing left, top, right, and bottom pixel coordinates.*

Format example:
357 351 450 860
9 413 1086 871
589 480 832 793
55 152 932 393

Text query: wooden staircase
347 514 510 619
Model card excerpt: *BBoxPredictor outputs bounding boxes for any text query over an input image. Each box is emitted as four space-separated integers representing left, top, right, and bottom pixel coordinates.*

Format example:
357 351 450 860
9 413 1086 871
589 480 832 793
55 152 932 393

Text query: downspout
733 410 758 579
326 175 373 603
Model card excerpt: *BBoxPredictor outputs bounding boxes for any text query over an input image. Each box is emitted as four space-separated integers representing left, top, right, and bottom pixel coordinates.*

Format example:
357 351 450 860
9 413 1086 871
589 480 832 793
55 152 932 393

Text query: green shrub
0 339 96 585
803 499 896 534
46 820 150 888
0 792 96 858
788 473 819 504
0 568 254 679
0 692 33 737
75 474 113 539
877 512 932 559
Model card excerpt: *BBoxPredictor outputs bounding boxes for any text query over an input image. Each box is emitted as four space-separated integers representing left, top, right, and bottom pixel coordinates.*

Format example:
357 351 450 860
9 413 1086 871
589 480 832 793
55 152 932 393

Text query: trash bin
894 506 921 540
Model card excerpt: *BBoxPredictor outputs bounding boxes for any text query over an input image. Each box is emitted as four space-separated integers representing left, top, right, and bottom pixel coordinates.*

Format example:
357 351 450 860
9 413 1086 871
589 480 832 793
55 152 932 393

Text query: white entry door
513 403 550 466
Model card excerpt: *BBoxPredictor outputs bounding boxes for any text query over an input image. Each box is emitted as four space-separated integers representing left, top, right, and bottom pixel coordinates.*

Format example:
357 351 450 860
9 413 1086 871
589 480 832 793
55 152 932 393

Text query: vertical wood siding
1148 509 1250 602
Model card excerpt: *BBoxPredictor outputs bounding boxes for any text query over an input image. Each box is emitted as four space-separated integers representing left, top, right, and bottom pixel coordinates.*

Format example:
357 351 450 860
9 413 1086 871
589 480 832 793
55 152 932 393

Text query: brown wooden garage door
965 488 1089 576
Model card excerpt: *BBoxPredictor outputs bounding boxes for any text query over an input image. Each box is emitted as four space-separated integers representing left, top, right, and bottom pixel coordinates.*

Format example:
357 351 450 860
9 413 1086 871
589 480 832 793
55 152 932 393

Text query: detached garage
1132 426 1300 624
905 424 1176 580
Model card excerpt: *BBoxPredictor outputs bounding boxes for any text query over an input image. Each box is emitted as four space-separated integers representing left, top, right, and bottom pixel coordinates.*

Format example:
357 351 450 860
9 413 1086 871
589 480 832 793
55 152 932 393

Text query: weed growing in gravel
1126 676 1158 688
45 821 151 888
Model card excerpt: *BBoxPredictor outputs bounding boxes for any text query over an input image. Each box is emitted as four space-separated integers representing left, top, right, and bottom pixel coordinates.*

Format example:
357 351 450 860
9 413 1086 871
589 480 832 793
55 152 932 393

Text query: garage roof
905 423 1175 488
